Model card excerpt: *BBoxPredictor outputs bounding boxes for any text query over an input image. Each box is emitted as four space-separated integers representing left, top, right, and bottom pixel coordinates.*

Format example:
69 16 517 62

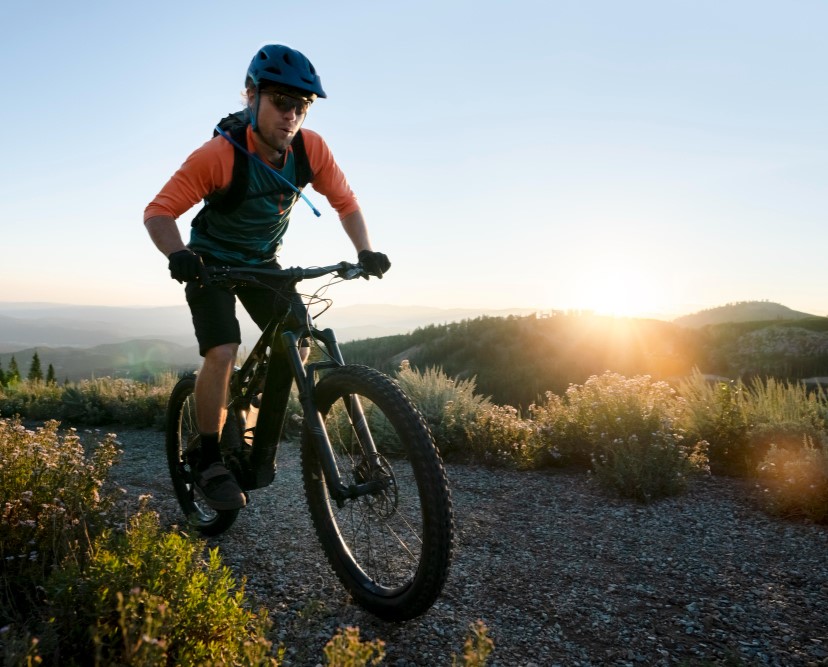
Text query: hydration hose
214 125 322 217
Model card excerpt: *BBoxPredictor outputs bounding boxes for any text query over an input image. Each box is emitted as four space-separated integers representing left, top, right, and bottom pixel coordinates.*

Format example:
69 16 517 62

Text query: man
144 44 390 511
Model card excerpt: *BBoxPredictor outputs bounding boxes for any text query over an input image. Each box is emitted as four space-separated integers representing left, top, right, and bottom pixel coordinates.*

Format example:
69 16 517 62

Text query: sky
1 0 825 319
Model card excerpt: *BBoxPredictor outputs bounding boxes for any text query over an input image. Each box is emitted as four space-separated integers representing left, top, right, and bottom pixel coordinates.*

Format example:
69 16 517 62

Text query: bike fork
285 330 385 506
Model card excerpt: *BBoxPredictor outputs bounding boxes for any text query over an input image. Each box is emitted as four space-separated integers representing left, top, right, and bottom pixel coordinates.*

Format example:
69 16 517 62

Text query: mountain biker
143 44 391 511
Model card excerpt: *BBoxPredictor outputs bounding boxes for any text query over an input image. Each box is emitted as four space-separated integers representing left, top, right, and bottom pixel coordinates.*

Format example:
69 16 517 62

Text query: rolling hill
673 301 819 328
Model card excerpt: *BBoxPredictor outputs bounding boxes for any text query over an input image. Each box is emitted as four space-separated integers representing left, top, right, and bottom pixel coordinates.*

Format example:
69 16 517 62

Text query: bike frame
213 265 383 503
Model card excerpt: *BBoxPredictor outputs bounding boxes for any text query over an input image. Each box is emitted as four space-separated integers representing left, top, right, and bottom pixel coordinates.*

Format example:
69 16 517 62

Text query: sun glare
569 269 663 318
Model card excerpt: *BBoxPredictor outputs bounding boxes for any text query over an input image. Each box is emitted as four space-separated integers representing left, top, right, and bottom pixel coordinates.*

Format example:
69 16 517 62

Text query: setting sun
568 268 664 318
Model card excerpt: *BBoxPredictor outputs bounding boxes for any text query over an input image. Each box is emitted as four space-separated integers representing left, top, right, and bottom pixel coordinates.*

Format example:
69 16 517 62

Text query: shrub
462 404 540 469
394 362 491 460
742 377 827 465
47 510 279 666
0 381 63 422
61 375 177 427
528 391 592 467
0 375 177 428
677 371 751 475
452 621 494 667
537 372 708 501
591 431 708 503
0 417 121 623
323 626 384 666
757 436 828 523
678 372 828 476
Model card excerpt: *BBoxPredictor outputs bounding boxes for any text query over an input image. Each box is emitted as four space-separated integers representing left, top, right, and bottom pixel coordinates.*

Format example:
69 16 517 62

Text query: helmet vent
264 66 283 76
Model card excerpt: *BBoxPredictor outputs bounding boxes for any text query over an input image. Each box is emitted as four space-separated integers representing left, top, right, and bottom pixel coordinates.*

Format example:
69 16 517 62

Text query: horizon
0 297 823 325
1 1 825 320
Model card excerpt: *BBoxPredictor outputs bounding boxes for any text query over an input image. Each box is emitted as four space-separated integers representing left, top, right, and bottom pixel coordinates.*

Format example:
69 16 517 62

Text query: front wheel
165 374 239 536
301 365 454 621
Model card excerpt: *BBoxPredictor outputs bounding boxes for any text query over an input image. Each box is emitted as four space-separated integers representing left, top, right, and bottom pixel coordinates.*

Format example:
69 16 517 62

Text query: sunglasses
265 91 313 115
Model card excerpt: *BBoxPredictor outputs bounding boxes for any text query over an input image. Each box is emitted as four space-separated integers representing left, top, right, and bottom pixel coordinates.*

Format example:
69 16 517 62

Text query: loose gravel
105 428 828 666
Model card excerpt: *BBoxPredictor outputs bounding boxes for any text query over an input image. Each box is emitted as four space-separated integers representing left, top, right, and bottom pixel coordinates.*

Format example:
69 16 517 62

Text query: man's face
251 88 313 153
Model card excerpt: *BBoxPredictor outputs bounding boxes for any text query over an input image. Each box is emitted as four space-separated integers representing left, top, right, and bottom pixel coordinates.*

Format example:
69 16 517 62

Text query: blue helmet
247 44 327 98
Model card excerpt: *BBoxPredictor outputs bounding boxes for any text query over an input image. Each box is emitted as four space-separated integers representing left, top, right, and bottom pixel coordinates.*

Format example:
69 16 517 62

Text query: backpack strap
208 114 250 215
291 130 313 189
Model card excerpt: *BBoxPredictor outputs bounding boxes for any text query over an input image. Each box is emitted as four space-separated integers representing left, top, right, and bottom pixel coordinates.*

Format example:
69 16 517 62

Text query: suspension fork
284 327 384 504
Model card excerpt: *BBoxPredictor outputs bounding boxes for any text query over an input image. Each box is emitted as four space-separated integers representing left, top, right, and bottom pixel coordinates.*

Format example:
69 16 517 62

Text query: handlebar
203 261 367 286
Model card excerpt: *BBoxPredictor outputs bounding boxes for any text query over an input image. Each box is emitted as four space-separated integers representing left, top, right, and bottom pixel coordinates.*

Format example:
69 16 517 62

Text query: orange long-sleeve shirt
144 125 360 223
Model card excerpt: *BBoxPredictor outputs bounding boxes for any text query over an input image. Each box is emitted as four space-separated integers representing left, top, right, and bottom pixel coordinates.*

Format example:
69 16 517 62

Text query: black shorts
185 274 298 357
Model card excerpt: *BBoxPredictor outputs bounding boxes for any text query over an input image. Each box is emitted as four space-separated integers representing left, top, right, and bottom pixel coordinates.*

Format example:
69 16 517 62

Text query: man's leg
188 343 246 510
184 273 246 510
195 342 238 436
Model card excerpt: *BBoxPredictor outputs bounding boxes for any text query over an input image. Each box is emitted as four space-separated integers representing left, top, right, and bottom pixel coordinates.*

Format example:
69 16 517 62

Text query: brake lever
337 263 368 281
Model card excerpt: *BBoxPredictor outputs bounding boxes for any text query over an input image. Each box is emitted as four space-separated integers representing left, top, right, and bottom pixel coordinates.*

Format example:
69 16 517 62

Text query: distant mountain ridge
673 301 821 328
0 301 538 350
0 340 201 383
3 300 827 387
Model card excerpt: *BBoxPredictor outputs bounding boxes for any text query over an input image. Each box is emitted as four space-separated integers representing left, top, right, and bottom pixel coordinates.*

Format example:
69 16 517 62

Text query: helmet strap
250 89 262 131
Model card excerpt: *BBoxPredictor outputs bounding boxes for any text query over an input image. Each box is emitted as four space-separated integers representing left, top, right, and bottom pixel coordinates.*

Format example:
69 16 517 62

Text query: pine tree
7 356 20 384
28 352 44 383
0 361 5 386
46 363 56 385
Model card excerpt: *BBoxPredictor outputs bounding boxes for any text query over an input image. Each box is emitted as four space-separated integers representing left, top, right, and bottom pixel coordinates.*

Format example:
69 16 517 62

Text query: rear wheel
301 365 454 621
165 374 239 536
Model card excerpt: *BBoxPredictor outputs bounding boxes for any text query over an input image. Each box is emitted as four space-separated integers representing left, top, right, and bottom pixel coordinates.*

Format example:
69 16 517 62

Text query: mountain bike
164 261 454 620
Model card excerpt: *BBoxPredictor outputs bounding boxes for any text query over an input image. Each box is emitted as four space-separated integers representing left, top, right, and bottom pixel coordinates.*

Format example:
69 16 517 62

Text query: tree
7 356 20 384
0 361 5 386
46 363 56 385
28 351 44 383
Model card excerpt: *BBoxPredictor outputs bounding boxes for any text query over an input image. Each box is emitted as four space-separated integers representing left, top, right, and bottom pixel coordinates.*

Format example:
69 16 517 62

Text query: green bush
323 626 384 666
678 371 828 476
592 430 708 502
0 418 121 623
757 436 828 523
534 372 708 501
47 510 279 666
462 404 540 469
0 381 64 422
743 377 827 463
577 373 708 501
394 362 492 460
452 621 494 667
60 375 177 427
677 371 751 475
0 375 177 428
529 390 593 467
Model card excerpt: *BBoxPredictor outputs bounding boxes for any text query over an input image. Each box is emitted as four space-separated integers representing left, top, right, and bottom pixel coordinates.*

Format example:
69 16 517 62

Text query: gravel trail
107 428 828 666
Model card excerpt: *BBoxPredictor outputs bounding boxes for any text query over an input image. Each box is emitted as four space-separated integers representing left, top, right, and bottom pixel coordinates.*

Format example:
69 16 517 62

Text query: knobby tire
301 365 454 621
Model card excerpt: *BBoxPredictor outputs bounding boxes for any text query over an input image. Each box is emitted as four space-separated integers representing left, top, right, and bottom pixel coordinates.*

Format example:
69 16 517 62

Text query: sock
198 432 221 469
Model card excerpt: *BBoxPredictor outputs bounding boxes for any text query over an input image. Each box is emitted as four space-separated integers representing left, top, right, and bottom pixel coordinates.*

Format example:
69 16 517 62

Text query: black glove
168 249 206 284
358 250 391 279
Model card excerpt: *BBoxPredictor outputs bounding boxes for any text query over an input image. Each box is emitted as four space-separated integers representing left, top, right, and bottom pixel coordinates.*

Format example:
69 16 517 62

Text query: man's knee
203 343 239 369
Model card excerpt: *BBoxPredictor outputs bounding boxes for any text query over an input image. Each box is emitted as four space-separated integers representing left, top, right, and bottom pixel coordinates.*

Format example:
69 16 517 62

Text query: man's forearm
145 216 188 257
340 209 372 253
